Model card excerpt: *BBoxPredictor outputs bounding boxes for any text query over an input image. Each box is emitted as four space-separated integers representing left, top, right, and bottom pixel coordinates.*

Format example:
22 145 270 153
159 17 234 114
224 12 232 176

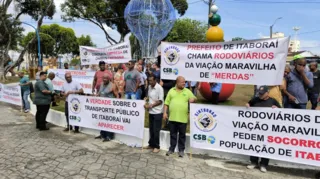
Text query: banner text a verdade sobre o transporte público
68 95 145 139
0 83 22 106
80 41 132 65
190 103 320 167
161 37 290 85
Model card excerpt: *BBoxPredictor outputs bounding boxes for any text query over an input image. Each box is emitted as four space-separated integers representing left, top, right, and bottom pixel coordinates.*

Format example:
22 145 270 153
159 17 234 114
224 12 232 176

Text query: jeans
308 92 319 110
169 121 187 152
287 103 307 109
211 92 220 105
148 113 163 149
22 90 30 110
65 102 79 131
35 105 50 129
250 156 269 167
100 131 114 139
125 92 138 100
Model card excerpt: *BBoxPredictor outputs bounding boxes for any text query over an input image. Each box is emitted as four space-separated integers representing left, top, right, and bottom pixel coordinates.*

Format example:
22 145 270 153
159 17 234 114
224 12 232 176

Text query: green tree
40 24 78 55
61 0 188 45
21 32 56 57
73 35 95 55
130 18 207 58
232 37 245 41
0 0 55 80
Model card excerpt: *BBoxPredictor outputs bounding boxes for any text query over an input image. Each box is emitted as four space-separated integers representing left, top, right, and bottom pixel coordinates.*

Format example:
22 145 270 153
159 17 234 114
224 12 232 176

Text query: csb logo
164 46 180 66
70 115 81 122
193 134 216 144
194 108 217 132
163 68 179 75
70 98 81 114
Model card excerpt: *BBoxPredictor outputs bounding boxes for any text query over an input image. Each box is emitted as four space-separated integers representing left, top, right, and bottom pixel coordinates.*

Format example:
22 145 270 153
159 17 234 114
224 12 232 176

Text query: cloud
300 40 320 48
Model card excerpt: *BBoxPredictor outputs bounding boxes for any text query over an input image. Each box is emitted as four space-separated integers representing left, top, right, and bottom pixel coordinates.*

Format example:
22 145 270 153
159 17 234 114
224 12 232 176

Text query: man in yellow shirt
163 76 197 158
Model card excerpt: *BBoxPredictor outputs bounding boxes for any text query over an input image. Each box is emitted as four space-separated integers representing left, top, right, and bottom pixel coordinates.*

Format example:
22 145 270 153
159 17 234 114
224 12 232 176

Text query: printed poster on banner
80 41 132 65
48 69 95 94
161 37 290 85
68 95 145 139
0 83 22 106
190 103 320 167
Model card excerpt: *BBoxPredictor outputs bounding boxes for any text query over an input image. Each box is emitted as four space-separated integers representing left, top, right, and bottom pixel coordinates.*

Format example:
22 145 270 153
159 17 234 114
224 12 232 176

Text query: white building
261 32 300 52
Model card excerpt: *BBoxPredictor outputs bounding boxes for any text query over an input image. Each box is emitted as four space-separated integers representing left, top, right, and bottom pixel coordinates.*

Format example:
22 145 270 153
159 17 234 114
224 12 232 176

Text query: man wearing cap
92 61 113 94
284 57 313 109
246 85 281 173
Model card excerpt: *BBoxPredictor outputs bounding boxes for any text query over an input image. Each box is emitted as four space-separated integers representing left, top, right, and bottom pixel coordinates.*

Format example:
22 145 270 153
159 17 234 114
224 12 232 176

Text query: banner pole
189 147 193 160
141 130 145 152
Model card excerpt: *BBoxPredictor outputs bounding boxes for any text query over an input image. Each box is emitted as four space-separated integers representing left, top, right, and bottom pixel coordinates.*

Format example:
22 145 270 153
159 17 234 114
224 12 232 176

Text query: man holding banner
61 73 84 132
164 76 196 158
18 72 31 113
245 85 281 173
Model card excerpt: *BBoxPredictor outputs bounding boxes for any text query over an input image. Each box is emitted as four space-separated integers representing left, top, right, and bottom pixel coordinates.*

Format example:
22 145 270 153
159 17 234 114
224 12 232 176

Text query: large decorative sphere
199 83 235 102
210 4 218 13
206 26 224 42
209 14 221 26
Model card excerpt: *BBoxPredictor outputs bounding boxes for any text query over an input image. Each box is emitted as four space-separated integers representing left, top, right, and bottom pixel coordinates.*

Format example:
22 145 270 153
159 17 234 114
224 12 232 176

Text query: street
0 103 316 179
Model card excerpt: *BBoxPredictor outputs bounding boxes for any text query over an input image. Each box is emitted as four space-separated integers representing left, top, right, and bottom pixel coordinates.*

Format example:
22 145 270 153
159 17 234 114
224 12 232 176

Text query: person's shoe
178 151 184 158
247 164 258 169
39 127 49 131
260 166 267 173
63 128 70 132
24 109 30 113
95 135 102 139
74 130 80 134
153 148 160 153
166 150 174 156
143 146 153 150
102 138 111 142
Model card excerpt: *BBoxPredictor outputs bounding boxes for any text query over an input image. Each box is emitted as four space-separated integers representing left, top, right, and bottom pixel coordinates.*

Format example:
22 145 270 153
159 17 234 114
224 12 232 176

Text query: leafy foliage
73 35 95 55
232 37 245 41
21 32 56 56
61 0 188 44
130 18 207 58
14 0 56 20
0 13 23 51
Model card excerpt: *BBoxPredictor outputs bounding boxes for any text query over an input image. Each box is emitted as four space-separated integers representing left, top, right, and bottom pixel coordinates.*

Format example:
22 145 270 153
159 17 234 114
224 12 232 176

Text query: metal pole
270 17 282 39
208 0 213 29
21 22 42 67
270 26 273 38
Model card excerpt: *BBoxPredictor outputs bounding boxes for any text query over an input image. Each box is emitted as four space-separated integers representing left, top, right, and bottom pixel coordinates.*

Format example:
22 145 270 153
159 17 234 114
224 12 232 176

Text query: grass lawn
2 76 21 84
50 85 255 132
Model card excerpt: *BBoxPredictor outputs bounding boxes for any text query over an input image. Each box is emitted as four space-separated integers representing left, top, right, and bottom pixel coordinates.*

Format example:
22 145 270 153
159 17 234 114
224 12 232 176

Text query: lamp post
21 22 42 67
270 17 282 38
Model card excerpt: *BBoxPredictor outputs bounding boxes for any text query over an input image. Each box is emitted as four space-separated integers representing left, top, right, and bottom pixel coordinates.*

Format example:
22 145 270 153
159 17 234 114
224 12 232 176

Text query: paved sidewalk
0 103 316 179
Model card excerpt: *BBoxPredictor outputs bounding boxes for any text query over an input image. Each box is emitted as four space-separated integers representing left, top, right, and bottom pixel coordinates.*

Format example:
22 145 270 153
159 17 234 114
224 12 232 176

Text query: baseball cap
258 85 269 95
293 54 303 60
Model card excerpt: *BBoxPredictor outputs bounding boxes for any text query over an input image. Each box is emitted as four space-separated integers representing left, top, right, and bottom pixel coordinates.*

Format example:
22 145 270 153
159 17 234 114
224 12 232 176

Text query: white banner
48 69 95 94
161 37 290 85
0 83 22 106
190 103 320 167
80 42 132 65
68 95 145 139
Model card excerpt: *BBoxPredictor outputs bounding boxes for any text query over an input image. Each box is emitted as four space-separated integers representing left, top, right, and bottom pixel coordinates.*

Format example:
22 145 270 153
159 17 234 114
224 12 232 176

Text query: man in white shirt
61 72 84 133
143 75 164 153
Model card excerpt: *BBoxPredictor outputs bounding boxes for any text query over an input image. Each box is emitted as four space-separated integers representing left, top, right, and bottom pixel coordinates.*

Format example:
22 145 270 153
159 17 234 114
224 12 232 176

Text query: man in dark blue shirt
284 58 313 109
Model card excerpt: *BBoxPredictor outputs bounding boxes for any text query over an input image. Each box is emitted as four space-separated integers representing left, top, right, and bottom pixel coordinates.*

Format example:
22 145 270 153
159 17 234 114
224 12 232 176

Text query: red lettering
268 136 320 149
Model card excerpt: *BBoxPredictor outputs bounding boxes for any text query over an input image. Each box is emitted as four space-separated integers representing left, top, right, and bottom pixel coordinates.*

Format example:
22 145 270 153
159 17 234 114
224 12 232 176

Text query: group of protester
16 54 320 176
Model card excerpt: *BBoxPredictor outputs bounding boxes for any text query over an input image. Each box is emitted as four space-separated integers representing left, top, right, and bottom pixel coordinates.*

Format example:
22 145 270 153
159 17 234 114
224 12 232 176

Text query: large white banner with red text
0 83 22 106
68 95 145 139
161 37 290 85
190 103 320 167
48 69 94 94
80 42 132 65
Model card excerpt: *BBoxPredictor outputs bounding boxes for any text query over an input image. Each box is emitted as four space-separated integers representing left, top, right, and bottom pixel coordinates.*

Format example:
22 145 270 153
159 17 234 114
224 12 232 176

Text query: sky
9 0 320 55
